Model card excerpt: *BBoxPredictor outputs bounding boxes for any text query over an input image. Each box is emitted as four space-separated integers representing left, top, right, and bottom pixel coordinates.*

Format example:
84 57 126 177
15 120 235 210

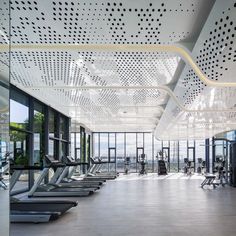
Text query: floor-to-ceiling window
108 133 116 172
170 141 179 172
33 102 45 182
188 140 195 171
92 132 209 174
93 133 99 159
116 133 125 172
136 133 144 172
10 89 30 192
48 109 57 157
195 140 206 172
10 86 70 193
179 141 187 172
70 132 75 159
48 109 69 160
144 133 153 172
126 133 137 172
154 138 162 172
70 128 90 173
99 133 109 172
76 132 81 159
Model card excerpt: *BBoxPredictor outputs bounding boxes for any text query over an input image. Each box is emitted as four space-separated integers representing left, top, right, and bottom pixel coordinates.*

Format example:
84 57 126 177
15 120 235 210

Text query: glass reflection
0 1 10 234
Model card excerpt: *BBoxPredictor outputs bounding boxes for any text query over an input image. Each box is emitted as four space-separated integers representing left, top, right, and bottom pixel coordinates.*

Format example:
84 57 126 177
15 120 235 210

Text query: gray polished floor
11 173 236 236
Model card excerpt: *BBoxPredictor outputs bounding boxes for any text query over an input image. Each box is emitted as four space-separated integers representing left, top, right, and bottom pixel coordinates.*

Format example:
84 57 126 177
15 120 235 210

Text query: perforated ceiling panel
9 0 219 133
0 1 10 81
10 0 211 45
155 0 236 140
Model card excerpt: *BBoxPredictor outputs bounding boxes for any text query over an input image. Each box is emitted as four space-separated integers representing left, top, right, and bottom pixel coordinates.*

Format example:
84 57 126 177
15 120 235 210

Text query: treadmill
83 158 117 180
91 157 118 178
28 156 95 197
49 156 104 188
10 165 78 223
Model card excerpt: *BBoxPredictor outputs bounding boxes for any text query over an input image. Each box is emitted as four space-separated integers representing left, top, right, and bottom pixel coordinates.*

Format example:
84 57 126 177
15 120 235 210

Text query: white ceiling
154 0 236 140
4 0 236 139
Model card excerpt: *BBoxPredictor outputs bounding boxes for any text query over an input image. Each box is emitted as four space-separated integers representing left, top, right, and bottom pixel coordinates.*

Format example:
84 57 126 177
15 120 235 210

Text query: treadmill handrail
45 155 66 168
11 165 43 170
66 156 89 165
90 157 109 164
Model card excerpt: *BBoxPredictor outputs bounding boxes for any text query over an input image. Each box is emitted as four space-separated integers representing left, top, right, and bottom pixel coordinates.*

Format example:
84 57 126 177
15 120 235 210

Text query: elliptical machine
124 157 130 175
138 154 147 175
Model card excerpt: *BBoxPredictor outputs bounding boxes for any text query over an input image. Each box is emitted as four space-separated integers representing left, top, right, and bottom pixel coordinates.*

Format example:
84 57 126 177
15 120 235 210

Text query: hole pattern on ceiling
8 0 214 133
10 0 201 45
0 1 10 75
11 49 170 118
0 1 9 44
182 4 236 105
11 51 179 87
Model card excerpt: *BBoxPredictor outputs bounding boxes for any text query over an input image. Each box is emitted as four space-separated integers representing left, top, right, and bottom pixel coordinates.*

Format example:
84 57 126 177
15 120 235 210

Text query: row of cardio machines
123 154 168 176
124 154 148 175
10 155 118 223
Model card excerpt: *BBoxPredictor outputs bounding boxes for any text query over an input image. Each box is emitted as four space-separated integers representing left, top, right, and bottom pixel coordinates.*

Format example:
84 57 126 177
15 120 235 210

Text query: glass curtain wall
108 133 116 171
70 133 75 159
209 138 213 173
144 133 153 172
70 132 81 160
92 132 210 173
10 86 70 192
154 138 162 172
71 129 91 174
162 141 170 172
116 133 125 172
136 133 144 172
126 133 137 172
195 140 206 172
179 141 187 172
188 140 195 171
170 141 179 172
48 109 69 160
10 90 30 191
76 133 81 159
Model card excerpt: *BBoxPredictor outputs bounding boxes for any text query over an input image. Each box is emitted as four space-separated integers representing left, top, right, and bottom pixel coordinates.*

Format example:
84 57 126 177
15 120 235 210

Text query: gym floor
11 173 236 236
